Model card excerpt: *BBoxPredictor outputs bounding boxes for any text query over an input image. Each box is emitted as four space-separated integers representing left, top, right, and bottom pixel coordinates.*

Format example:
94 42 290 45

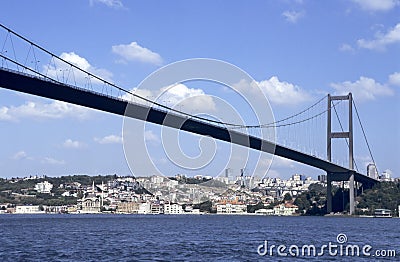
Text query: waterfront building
138 202 151 214
255 209 274 215
190 208 201 214
273 203 298 216
117 202 140 214
15 205 45 214
150 203 164 214
164 203 183 214
77 182 101 213
216 203 247 214
78 196 101 213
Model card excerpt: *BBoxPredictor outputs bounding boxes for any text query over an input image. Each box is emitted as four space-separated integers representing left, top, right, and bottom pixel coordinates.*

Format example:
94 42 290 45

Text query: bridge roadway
0 68 378 186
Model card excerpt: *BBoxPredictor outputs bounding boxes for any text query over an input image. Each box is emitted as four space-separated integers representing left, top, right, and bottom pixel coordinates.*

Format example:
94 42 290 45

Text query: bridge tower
326 93 355 215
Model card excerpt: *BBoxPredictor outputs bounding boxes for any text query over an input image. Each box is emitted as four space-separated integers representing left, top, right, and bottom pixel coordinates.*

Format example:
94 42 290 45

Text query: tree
283 193 292 202
247 202 264 213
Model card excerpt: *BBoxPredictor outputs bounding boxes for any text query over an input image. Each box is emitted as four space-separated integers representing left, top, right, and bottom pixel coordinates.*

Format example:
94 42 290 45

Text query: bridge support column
326 173 332 214
327 93 356 215
349 173 355 215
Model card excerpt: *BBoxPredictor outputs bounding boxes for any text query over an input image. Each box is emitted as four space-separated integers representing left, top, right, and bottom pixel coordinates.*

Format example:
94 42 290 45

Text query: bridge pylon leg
349 173 355 215
326 173 332 214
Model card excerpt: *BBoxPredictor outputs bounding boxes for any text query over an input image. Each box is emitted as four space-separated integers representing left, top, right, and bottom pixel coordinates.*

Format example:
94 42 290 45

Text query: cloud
121 83 216 112
264 155 296 169
63 139 86 149
339 43 355 52
331 76 394 102
159 84 216 112
388 72 400 86
112 42 163 65
357 23 400 51
144 130 160 144
95 134 123 144
282 10 305 23
43 52 113 84
89 0 124 9
12 151 29 160
0 100 90 122
235 77 312 106
351 0 399 12
120 88 154 104
355 155 374 173
41 157 65 165
0 107 13 121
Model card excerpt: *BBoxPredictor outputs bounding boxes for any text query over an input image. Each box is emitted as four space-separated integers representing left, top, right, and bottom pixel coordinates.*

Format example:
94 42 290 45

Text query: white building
367 164 378 179
273 203 298 216
150 176 164 184
138 203 151 214
15 205 45 214
34 181 53 194
215 177 229 185
61 191 78 197
150 203 163 214
167 179 179 188
255 209 274 215
164 203 183 214
216 203 247 214
380 170 393 182
78 196 101 213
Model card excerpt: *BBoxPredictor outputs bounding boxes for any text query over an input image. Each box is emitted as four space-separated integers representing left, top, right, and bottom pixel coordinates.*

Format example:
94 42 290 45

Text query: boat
374 209 392 218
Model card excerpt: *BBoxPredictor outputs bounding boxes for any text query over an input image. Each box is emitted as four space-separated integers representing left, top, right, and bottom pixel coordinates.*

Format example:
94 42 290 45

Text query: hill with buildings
0 174 398 216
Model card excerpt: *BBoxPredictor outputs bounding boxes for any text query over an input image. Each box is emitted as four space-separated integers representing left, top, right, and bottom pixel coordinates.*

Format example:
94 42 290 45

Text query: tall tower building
367 164 378 179
225 168 230 178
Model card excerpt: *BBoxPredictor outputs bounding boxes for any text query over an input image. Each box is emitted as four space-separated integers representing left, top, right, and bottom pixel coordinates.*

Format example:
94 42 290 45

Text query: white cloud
160 84 216 112
0 107 13 121
339 43 355 52
388 72 400 86
264 155 296 169
144 130 160 144
63 139 86 149
43 52 113 84
112 42 163 65
41 157 65 165
357 23 400 51
12 151 28 160
355 155 374 173
282 10 305 23
95 134 123 144
89 0 124 9
0 100 90 121
331 76 394 101
121 83 216 112
120 88 154 104
235 77 312 106
351 0 399 12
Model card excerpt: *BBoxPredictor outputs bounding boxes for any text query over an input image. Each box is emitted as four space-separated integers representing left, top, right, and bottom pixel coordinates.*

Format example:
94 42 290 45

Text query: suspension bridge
0 24 379 215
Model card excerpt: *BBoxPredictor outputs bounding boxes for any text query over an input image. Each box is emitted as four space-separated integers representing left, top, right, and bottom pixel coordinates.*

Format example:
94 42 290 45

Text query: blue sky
0 0 399 179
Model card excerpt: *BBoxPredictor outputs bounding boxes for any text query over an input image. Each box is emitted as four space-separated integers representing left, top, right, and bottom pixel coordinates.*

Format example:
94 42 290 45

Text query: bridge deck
0 68 379 186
